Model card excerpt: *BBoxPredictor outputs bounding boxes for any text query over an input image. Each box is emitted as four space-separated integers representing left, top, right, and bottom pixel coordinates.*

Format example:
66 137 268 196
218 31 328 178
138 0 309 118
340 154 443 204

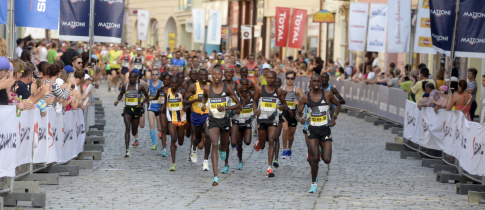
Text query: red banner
275 7 291 47
288 9 307 49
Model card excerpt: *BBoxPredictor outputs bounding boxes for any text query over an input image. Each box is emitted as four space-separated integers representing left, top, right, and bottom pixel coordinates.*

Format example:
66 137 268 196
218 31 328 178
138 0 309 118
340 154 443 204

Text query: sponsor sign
94 0 125 43
367 4 388 52
137 10 150 41
192 8 205 44
59 0 90 41
15 0 61 30
348 2 369 51
388 0 411 53
288 9 307 49
207 10 222 45
428 0 454 55
414 0 436 54
275 7 291 47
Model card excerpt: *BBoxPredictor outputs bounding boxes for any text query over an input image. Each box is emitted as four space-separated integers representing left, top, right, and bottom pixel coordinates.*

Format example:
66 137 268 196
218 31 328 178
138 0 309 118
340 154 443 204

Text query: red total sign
275 7 291 47
288 9 307 49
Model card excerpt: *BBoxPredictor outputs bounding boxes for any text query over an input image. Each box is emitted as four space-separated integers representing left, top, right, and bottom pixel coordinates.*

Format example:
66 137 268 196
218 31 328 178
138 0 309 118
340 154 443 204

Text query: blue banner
429 0 456 55
15 0 60 30
93 0 125 43
59 0 91 41
454 0 485 58
0 0 7 25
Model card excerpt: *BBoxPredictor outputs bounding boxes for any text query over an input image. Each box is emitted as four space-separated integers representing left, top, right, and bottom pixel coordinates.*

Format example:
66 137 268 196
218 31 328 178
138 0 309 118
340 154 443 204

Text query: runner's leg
266 126 278 168
168 123 177 164
308 138 320 183
282 119 289 151
208 127 221 177
320 141 332 164
287 126 297 151
160 113 168 150
148 111 157 147
123 113 132 150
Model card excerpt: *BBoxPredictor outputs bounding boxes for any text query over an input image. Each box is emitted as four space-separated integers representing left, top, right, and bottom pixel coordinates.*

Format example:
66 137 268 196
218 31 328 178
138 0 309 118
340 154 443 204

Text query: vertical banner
59 0 90 42
348 3 370 51
414 0 437 54
17 110 34 167
94 0 125 43
241 26 252 40
0 106 19 177
61 111 76 163
15 0 61 29
366 4 388 52
275 7 291 47
168 33 176 51
429 0 455 56
0 0 7 24
288 9 307 49
192 8 205 44
454 0 485 58
137 10 150 41
33 110 48 163
387 0 411 53
207 10 222 45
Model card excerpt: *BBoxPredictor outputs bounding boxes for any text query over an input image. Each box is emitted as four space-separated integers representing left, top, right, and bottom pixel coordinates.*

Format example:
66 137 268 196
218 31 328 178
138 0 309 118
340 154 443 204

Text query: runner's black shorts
232 118 253 131
207 116 231 132
283 109 298 127
148 110 159 116
121 67 129 75
110 68 120 75
308 126 332 142
122 107 142 119
258 121 278 130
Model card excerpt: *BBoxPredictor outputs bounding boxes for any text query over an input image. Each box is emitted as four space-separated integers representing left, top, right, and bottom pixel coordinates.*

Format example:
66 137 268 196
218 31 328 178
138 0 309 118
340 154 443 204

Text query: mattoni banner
207 10 222 45
453 0 485 58
387 0 411 53
59 0 90 42
288 9 307 49
192 8 205 44
414 0 436 54
348 2 369 51
94 0 125 43
428 0 455 56
15 0 61 30
275 7 291 47
137 10 150 41
367 4 388 52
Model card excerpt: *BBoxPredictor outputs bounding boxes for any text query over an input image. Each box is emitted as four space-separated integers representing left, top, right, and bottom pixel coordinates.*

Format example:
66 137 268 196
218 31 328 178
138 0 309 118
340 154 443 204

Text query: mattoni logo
62 21 86 29
371 9 386 16
98 22 121 30
99 0 123 5
460 37 485 46
430 9 451 17
370 24 385 31
369 40 384 46
463 12 485 20
432 33 448 42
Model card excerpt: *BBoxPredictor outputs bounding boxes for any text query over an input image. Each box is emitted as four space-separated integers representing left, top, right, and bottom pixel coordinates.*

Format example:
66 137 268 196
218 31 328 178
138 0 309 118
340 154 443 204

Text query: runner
273 77 284 168
296 75 341 193
184 69 210 167
184 70 198 161
147 69 163 150
321 73 346 105
221 68 238 173
145 48 154 80
201 67 241 186
281 70 304 159
152 50 163 73
131 48 147 80
131 73 148 147
108 44 123 93
252 70 288 177
230 78 252 170
238 67 256 91
119 48 131 86
114 71 149 157
162 76 187 171
154 73 172 157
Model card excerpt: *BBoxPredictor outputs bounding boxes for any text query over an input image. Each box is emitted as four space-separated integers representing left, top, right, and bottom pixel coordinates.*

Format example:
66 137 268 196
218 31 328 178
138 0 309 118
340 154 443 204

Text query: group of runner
111 47 344 193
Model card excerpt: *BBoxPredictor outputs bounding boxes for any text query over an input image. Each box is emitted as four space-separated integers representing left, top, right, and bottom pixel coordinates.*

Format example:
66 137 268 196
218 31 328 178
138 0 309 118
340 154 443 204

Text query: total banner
94 0 125 43
367 4 388 52
348 2 370 52
207 10 222 45
275 7 291 47
59 0 91 42
288 9 307 49
428 0 455 56
15 0 61 30
414 0 436 54
404 101 485 176
192 8 205 44
137 10 150 41
387 0 411 53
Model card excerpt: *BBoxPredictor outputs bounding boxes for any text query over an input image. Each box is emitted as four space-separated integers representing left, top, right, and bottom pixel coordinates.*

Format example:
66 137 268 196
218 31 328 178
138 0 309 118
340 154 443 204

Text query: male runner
238 67 256 90
162 76 187 171
154 73 172 157
321 73 346 105
252 71 288 177
296 75 341 193
230 78 252 170
119 48 131 86
273 77 284 168
108 44 123 92
184 70 198 156
114 71 149 157
201 67 241 186
184 69 210 167
221 68 238 174
147 69 163 150
131 48 147 79
281 70 304 159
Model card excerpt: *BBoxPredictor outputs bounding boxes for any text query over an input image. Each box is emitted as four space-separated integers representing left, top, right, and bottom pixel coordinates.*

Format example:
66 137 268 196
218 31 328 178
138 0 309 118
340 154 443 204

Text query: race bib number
286 99 296 110
122 61 129 67
248 70 255 76
168 98 182 111
310 112 328 126
159 97 165 104
134 64 143 70
210 98 227 110
261 98 277 112
113 60 118 65
126 97 138 106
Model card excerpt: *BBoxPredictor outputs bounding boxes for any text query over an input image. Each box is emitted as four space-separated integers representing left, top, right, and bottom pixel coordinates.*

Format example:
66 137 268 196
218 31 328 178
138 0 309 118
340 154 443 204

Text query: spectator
418 82 439 110
371 52 379 67
47 42 59 64
389 62 396 73
60 41 80 66
170 51 185 68
35 41 48 62
323 58 337 76
344 60 353 77
466 68 478 121
352 63 365 82
404 64 411 74
20 49 32 64
15 38 24 59
0 38 7 58
447 80 472 121
13 65 49 104
0 57 15 105
399 70 418 102
44 64 74 106
435 69 446 90
432 85 449 113
449 76 459 93
411 67 436 103
336 67 347 81
388 69 400 88
451 61 459 78
298 62 308 76
418 63 427 71
312 57 323 75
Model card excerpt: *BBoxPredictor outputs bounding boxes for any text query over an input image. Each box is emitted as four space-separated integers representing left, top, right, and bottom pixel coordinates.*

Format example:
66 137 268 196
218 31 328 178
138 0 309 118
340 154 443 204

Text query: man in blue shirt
170 51 185 68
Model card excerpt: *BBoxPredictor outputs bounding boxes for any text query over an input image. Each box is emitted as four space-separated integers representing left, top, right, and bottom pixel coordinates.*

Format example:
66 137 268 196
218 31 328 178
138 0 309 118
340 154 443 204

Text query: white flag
413 0 436 54
192 8 205 43
207 10 222 45
366 4 388 52
348 3 369 51
137 10 150 41
388 0 411 53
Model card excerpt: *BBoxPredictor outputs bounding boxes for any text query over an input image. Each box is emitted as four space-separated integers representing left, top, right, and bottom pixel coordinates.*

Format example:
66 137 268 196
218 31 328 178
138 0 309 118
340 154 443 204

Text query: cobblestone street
42 85 479 209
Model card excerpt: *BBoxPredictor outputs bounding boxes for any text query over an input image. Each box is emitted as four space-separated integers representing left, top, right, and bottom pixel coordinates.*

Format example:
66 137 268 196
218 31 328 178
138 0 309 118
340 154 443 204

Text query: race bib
248 70 255 76
286 99 296 110
159 97 165 104
134 64 143 70
126 97 138 106
113 60 118 65
310 112 328 126
261 98 277 112
209 98 227 119
168 98 182 111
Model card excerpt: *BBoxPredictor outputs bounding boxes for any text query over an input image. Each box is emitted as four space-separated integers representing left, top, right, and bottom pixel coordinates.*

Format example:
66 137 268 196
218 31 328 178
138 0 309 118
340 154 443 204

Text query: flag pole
7 0 15 58
88 0 95 64
447 0 460 90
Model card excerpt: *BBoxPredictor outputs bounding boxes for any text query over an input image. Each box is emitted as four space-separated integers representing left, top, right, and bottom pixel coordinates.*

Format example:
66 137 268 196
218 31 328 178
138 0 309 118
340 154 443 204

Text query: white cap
217 53 223 56
262 63 271 69
84 74 92 80
209 56 214 59
137 47 142 51
445 76 459 82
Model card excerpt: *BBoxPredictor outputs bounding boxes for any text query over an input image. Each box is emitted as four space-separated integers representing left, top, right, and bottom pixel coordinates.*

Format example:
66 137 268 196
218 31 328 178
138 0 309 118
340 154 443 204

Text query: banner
137 9 150 41
288 9 307 49
46 109 58 164
207 10 222 45
33 109 48 164
192 8 205 44
366 4 388 52
275 7 291 47
348 3 369 51
94 0 125 43
241 26 252 40
0 106 19 177
414 0 437 54
17 109 34 167
388 0 411 53
59 0 90 42
453 0 485 58
0 0 7 25
428 0 455 56
15 0 61 29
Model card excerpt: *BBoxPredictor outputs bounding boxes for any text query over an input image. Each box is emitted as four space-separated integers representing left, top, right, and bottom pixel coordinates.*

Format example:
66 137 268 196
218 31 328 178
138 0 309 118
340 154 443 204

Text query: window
179 0 192 10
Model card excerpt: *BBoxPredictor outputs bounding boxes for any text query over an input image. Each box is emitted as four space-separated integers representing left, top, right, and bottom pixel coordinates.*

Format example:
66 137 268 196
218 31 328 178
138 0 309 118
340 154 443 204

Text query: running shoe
266 168 275 177
282 150 287 159
287 149 292 159
212 176 220 186
151 145 157 150
162 149 167 157
219 148 226 161
273 159 279 168
202 161 210 171
125 150 130 158
191 149 198 163
308 184 317 193
169 163 177 171
237 162 244 170
254 140 260 151
132 140 139 146
221 165 229 174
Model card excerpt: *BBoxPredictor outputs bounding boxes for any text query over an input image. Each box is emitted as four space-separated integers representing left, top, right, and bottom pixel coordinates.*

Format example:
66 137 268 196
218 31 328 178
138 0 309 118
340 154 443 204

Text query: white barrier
403 100 485 176
0 106 86 178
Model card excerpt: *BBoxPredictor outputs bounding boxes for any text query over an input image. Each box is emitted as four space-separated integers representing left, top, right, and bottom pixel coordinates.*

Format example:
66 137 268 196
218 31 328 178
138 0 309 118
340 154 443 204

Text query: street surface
42 83 479 209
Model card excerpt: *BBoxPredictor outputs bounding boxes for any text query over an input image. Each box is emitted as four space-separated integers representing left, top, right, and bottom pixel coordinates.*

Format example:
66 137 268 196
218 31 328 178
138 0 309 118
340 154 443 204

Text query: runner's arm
183 84 199 105
226 85 241 111
140 86 149 106
252 86 261 115
278 88 289 112
331 87 345 104
327 92 341 118
295 95 307 123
